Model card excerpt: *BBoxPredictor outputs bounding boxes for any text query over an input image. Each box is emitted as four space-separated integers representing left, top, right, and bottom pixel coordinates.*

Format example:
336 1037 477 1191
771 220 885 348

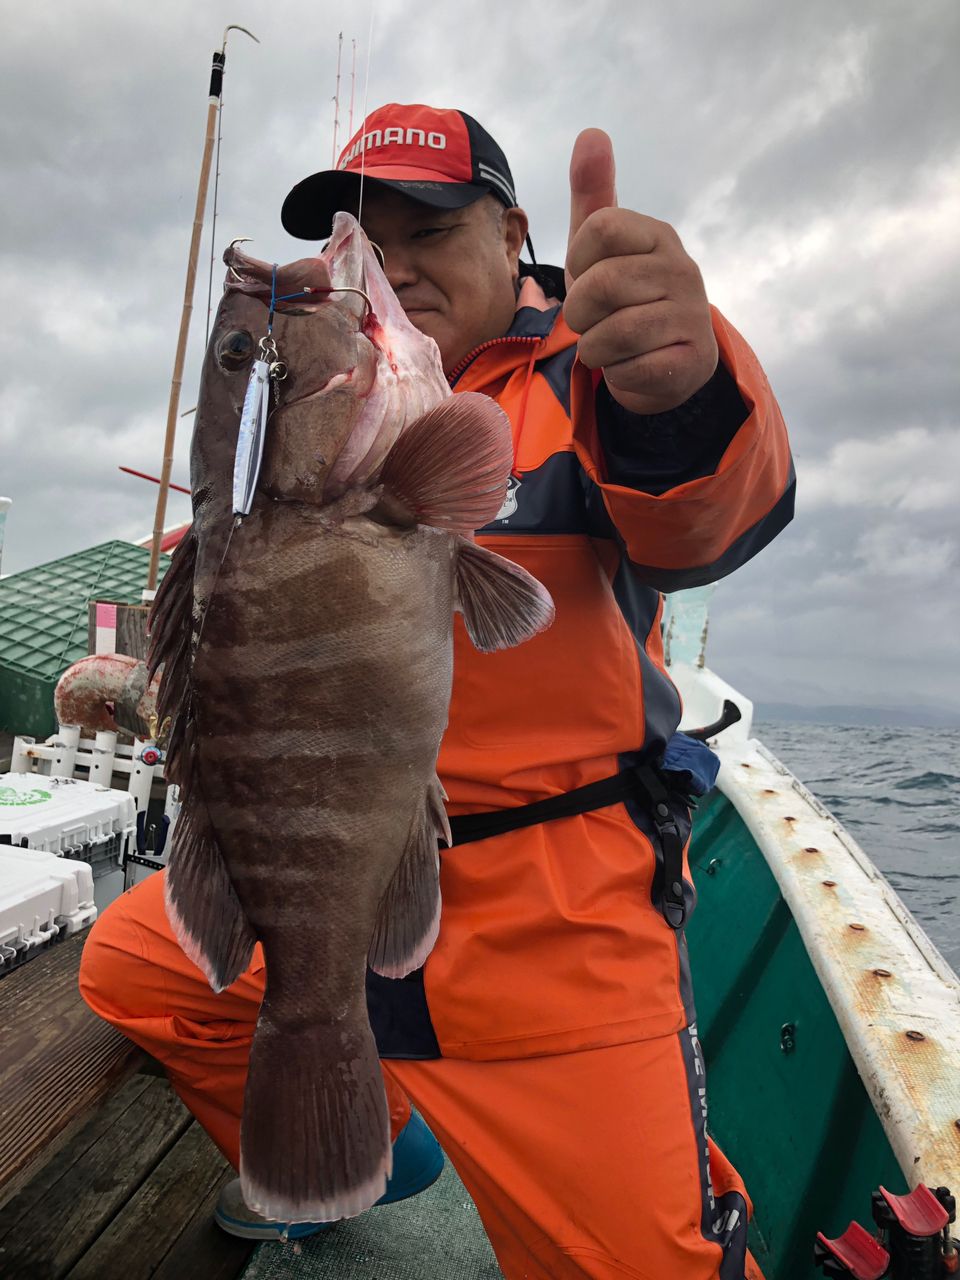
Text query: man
81 103 793 1278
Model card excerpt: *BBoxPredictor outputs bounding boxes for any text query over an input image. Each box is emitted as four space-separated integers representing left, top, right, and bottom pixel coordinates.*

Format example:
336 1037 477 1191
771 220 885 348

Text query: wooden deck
0 1074 256 1280
0 921 501 1280
0 928 257 1279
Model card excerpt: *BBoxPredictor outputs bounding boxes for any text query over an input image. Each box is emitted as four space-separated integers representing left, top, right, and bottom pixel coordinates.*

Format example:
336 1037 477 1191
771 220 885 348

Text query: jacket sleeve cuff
596 361 750 495
569 307 795 588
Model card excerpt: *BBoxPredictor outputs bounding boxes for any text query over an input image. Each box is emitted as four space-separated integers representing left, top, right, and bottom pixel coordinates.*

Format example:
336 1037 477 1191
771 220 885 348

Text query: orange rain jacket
367 273 795 1063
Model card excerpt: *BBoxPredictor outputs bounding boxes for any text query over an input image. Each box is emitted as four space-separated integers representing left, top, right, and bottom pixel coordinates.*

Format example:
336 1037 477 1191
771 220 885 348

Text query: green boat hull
687 789 904 1279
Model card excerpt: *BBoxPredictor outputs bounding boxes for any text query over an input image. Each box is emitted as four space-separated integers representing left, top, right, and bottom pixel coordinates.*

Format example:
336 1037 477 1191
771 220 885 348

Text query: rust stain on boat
882 1025 960 1184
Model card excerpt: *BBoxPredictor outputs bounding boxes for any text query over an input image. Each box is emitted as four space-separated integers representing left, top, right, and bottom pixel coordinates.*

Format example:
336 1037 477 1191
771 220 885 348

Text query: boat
668 590 960 1279
1 575 957 1279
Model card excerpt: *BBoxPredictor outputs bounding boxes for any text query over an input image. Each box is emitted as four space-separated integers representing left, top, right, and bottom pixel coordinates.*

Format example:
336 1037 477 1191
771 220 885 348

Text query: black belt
447 762 690 930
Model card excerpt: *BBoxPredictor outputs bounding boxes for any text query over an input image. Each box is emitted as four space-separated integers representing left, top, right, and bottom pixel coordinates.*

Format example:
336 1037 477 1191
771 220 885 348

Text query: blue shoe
214 1111 445 1240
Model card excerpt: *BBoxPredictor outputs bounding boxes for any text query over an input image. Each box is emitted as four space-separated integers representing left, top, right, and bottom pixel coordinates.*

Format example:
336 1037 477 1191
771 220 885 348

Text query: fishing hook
226 236 254 280
309 285 375 320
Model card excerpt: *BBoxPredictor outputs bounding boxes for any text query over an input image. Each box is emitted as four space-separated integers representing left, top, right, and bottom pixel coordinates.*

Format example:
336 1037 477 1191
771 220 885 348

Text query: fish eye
217 329 254 370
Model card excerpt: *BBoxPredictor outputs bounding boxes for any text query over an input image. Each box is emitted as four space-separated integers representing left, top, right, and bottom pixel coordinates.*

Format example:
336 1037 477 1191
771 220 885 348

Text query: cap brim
281 169 489 240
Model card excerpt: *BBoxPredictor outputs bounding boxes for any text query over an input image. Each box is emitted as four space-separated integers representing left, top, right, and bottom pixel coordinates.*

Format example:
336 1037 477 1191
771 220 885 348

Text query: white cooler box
0 847 98 972
0 772 137 880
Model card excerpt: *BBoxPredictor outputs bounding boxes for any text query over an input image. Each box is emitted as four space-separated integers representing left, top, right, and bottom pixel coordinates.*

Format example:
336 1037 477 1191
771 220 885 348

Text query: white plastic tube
49 724 81 779
89 731 118 786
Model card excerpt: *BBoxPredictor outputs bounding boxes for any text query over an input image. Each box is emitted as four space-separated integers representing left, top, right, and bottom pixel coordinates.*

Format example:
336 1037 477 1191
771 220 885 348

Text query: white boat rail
672 657 960 1191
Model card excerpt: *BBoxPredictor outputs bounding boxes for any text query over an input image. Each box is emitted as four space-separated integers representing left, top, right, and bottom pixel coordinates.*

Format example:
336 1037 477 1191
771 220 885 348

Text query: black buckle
629 764 687 930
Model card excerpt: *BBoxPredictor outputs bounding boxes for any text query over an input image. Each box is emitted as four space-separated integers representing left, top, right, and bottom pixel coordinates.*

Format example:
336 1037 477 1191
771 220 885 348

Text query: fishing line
205 79 226 345
356 2 376 226
267 263 278 334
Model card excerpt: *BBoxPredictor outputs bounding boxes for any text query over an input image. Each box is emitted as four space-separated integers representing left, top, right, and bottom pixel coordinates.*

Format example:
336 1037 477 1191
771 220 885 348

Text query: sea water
755 720 960 977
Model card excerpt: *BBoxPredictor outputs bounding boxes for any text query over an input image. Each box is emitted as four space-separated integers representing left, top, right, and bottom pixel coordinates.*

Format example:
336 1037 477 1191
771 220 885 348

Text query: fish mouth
222 234 378 330
222 243 337 308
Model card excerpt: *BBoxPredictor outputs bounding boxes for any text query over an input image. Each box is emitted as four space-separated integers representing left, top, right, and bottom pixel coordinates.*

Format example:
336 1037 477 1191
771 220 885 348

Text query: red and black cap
281 103 520 241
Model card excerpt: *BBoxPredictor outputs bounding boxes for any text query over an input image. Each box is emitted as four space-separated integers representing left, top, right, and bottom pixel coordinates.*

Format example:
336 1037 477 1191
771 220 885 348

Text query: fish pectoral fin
368 777 448 979
164 792 256 993
377 392 513 532
455 537 555 652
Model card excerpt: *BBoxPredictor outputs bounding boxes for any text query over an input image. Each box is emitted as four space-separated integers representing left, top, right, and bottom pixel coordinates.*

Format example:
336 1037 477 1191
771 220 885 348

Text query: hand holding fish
563 129 719 416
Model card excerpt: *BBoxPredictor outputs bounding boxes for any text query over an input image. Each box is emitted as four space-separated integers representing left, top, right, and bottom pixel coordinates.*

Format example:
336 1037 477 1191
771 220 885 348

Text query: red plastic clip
878 1184 950 1238
815 1222 890 1280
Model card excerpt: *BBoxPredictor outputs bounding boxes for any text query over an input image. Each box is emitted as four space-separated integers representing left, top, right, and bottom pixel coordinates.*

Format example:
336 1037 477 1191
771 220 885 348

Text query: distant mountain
756 702 960 730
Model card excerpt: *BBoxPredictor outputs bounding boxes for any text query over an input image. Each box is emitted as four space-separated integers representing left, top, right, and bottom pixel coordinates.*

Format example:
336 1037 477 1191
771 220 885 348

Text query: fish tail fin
368 776 448 978
455 537 555 651
164 793 256 992
241 1002 391 1224
377 392 513 532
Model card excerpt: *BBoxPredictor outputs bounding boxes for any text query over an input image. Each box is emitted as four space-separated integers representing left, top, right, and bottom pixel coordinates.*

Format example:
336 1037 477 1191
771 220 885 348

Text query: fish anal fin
377 392 513 532
368 777 448 979
455 537 555 652
164 793 255 992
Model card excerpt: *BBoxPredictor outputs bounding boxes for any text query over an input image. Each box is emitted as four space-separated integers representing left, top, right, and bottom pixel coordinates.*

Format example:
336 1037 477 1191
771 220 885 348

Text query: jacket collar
449 264 577 387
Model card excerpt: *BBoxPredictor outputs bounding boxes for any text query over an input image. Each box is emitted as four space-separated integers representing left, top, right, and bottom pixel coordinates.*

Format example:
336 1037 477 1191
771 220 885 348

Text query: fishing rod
332 32 343 167
145 23 259 598
119 466 190 496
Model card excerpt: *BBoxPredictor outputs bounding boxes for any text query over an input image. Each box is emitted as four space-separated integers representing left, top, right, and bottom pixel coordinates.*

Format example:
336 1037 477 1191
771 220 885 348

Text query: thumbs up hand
564 130 718 416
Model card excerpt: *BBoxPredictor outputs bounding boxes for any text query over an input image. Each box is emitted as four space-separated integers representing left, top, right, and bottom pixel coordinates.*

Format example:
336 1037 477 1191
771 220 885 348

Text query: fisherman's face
356 188 528 374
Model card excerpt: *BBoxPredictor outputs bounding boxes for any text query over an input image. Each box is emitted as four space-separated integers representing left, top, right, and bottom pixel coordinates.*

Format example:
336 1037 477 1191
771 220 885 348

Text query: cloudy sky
1 0 957 718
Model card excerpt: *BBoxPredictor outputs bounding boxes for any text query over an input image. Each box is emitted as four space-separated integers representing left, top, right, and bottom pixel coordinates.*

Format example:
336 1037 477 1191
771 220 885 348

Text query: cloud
798 428 959 512
1 0 958 721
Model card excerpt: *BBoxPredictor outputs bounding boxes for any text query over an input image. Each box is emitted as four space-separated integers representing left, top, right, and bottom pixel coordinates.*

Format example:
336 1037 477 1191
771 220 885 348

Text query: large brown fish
148 213 553 1223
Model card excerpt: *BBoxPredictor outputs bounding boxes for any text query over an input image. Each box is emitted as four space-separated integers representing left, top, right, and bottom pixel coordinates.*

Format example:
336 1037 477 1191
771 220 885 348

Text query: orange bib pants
80 870 763 1280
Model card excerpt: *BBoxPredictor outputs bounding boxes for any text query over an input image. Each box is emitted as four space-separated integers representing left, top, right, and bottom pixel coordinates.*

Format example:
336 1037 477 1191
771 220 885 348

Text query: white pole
129 740 157 814
10 736 34 774
49 724 81 778
89 731 118 787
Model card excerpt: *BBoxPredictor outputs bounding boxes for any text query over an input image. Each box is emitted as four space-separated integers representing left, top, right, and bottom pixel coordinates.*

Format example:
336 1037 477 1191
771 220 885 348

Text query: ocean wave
888 868 960 883
754 721 959 973
893 771 960 791
817 792 943 811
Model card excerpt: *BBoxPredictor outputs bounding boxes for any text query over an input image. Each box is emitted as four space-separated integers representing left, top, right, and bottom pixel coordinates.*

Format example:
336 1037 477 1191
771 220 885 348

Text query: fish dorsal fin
377 392 513 533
